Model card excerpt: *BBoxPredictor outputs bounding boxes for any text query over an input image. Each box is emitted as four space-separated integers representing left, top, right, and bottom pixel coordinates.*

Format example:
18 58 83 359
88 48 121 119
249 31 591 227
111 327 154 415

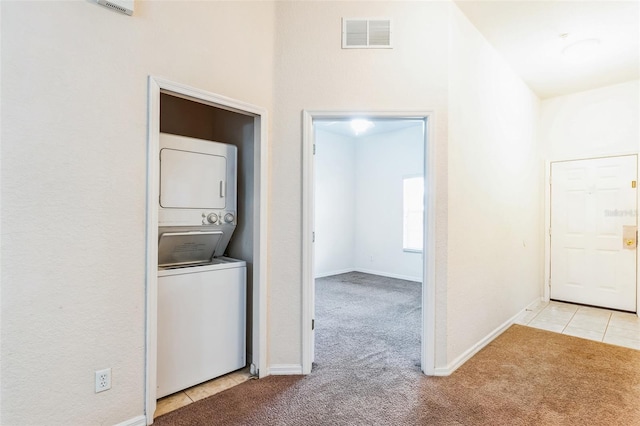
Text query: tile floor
155 368 252 418
516 300 640 350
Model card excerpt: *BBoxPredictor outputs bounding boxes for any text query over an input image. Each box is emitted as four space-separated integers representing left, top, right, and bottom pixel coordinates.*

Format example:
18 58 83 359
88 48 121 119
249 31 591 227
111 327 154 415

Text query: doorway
301 111 437 375
549 155 638 312
145 77 269 424
312 118 425 372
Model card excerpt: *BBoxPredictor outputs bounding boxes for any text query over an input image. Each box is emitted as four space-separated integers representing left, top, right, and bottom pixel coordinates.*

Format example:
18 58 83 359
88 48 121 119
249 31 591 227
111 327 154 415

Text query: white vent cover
342 18 392 49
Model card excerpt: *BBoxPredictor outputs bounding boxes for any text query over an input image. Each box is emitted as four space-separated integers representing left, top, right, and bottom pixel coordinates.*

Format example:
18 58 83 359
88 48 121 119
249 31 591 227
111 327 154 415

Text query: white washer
156 257 246 399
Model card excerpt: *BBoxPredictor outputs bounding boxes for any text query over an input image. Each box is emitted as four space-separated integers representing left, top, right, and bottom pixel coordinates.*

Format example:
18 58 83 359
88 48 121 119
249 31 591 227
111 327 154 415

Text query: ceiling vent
342 18 392 49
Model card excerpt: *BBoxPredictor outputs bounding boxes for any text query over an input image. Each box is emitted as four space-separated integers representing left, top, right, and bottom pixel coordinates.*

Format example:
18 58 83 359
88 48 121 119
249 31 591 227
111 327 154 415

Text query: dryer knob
206 213 218 224
224 213 235 223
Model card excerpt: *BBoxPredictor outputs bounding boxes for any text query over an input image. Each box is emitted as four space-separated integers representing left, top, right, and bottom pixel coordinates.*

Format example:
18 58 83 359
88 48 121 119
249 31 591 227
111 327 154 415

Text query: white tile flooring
516 300 640 350
155 368 252 418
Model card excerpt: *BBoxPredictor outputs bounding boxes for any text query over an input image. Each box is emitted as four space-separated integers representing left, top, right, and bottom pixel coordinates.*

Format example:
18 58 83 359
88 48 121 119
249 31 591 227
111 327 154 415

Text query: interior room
1 0 638 425
312 118 425 377
314 119 425 282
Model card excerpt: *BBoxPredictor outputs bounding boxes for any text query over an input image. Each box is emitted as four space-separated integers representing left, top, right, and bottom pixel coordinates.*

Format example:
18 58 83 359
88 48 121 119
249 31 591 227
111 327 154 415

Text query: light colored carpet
154 272 640 425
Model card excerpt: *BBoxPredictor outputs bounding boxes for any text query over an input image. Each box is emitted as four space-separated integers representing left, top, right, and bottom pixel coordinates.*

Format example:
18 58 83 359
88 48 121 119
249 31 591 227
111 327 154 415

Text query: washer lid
158 230 223 267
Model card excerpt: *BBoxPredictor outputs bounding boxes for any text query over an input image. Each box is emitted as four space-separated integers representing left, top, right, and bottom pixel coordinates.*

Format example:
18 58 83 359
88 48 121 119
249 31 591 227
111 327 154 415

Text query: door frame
544 153 640 315
301 110 437 375
145 76 269 424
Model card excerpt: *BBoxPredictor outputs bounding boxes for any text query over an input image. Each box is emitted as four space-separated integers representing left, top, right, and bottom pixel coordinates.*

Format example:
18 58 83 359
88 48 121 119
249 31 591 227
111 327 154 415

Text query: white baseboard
355 268 422 283
114 415 146 426
434 297 541 377
268 364 303 375
315 268 355 278
527 297 546 310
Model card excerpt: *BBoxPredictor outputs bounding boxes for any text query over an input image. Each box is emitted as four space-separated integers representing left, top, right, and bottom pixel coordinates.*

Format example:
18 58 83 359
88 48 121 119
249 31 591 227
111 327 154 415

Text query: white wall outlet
95 368 112 393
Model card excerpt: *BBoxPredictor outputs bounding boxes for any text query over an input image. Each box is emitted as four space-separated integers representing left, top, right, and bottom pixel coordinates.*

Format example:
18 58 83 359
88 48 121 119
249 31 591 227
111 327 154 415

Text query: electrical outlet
95 368 112 393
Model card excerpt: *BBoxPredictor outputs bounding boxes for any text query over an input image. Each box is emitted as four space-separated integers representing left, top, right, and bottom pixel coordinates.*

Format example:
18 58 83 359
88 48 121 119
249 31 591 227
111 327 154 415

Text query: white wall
540 80 640 160
271 1 450 367
0 2 274 424
314 129 356 277
447 7 543 366
354 125 424 281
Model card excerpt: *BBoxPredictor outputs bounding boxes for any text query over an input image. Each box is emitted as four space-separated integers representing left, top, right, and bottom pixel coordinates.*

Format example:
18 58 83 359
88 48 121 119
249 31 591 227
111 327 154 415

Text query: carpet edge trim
434 297 543 376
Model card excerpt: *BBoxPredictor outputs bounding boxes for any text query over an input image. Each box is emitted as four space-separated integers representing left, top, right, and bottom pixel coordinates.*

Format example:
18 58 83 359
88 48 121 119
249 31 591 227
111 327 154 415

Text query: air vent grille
368 20 391 46
342 18 392 49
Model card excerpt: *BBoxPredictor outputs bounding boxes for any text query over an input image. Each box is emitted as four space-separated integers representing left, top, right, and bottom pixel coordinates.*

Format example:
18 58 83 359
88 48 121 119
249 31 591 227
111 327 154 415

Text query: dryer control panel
203 211 236 225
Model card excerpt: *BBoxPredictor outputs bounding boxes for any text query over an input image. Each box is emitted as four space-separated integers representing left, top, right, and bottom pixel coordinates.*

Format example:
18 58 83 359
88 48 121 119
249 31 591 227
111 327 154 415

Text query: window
403 176 424 252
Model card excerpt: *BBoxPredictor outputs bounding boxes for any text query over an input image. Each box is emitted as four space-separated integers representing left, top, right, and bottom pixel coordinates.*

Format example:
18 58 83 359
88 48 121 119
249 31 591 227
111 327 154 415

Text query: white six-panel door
550 155 637 312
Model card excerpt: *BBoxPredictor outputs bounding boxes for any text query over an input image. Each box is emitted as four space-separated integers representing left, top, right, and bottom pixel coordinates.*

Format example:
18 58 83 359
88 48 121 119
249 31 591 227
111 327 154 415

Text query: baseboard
526 297 545 310
434 297 541 377
315 268 355 278
355 268 422 283
268 364 303 375
315 268 422 283
114 415 146 426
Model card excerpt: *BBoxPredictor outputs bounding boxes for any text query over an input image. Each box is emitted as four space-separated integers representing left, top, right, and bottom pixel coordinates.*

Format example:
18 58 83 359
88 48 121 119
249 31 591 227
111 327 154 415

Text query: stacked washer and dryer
156 133 246 399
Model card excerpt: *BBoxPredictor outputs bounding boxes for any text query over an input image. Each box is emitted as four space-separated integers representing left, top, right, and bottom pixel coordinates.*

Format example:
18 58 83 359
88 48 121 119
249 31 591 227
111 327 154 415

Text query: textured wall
540 79 640 160
447 7 543 365
0 1 274 424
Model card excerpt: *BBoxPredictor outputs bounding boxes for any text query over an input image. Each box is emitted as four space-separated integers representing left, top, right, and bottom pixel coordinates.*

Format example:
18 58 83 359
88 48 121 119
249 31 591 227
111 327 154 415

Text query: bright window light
403 176 424 252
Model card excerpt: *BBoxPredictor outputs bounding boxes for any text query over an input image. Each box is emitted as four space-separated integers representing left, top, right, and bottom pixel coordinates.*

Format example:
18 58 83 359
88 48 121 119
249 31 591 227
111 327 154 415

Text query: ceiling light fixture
350 119 375 136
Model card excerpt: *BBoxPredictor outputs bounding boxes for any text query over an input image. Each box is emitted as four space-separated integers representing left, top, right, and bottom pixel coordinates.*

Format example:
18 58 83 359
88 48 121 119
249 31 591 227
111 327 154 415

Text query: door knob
623 225 637 250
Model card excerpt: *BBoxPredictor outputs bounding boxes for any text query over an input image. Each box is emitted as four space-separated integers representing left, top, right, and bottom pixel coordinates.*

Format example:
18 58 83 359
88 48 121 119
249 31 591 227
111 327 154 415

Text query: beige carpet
154 273 640 425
